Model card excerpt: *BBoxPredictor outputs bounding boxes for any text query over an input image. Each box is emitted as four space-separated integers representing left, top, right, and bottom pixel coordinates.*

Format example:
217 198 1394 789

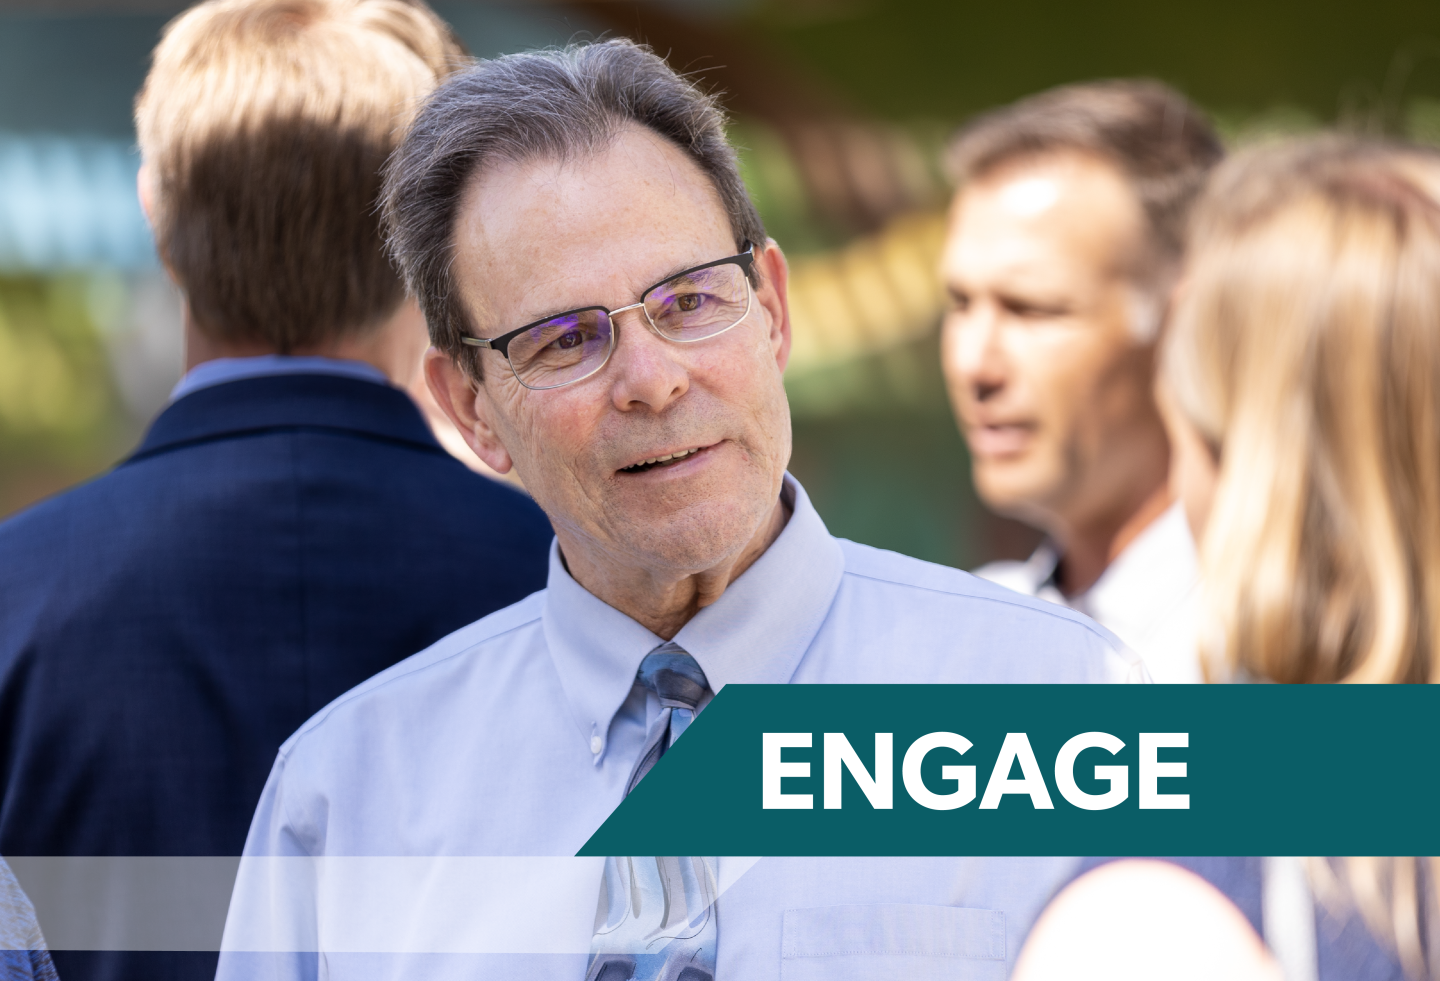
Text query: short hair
381 38 767 378
135 0 465 351
947 80 1224 288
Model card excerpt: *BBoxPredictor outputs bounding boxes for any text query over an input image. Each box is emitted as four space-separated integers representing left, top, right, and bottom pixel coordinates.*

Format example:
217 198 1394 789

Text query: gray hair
948 79 1224 302
381 38 767 376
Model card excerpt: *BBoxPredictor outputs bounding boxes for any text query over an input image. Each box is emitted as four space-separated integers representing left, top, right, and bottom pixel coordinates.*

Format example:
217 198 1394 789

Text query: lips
618 446 706 474
966 422 1035 458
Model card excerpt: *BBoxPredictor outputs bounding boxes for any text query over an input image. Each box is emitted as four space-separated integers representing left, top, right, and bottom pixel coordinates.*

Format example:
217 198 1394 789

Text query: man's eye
676 292 703 313
1004 298 1067 319
1016 306 1056 319
948 293 971 313
554 330 584 350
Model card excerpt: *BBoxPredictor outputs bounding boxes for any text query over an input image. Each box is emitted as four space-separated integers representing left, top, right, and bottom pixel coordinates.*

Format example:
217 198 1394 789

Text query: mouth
967 422 1035 457
617 445 709 475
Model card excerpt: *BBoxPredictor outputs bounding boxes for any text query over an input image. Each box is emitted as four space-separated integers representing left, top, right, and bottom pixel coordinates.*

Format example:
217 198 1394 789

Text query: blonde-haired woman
1015 137 1439 981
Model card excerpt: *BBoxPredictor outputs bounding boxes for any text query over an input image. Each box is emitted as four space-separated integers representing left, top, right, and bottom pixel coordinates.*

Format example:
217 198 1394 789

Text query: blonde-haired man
0 4 552 980
134 0 458 367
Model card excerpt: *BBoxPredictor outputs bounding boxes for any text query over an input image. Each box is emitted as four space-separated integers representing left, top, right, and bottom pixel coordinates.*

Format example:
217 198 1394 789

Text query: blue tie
586 643 718 981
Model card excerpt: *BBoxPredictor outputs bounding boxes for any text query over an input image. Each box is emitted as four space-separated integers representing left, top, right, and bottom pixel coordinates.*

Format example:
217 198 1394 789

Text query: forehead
943 152 1145 291
451 124 736 328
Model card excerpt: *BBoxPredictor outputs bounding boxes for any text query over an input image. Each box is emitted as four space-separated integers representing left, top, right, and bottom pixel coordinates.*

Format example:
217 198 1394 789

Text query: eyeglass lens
505 308 614 390
644 262 750 341
506 260 750 390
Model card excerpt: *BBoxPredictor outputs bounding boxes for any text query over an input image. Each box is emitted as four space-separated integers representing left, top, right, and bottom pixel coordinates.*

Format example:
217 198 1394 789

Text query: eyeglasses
461 245 756 391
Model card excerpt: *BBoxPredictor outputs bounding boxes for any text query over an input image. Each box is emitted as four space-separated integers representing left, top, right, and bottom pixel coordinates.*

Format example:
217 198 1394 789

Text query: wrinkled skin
427 124 794 638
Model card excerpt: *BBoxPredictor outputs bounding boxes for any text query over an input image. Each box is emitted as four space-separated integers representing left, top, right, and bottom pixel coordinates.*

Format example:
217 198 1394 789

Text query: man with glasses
221 39 1145 981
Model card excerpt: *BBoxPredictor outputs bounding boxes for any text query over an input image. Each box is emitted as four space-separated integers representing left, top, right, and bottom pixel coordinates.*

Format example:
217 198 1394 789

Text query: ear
424 348 515 474
752 238 793 373
137 163 156 230
138 162 184 287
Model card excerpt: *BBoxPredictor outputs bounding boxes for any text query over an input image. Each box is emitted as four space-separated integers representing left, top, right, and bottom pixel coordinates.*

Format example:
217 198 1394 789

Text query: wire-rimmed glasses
460 244 756 391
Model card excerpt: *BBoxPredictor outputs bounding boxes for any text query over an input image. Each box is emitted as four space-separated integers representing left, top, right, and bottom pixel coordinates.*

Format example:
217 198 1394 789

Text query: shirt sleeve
1096 632 1152 684
216 755 322 981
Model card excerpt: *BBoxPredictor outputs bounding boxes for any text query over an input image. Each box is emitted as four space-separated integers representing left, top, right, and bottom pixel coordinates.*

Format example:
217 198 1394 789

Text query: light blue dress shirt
220 476 1144 981
169 355 389 402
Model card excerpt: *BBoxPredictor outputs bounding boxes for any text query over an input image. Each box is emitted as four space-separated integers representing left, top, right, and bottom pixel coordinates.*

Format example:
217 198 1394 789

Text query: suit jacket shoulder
0 374 553 860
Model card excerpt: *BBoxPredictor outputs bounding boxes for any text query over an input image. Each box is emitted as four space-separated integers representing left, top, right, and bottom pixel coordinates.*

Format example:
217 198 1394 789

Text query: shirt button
590 736 603 755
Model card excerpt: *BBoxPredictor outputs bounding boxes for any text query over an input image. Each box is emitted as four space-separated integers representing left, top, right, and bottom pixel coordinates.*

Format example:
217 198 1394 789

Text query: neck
1053 481 1173 597
559 495 792 640
182 298 428 388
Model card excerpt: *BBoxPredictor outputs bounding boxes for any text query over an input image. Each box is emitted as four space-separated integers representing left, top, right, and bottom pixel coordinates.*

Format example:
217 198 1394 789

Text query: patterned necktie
586 642 718 981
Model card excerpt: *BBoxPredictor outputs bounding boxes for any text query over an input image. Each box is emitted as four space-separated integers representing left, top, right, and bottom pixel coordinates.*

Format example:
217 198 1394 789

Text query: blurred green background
3 0 1440 567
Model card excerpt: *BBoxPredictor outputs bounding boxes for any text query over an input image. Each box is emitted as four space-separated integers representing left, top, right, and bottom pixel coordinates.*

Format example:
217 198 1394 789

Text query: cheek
939 320 967 390
1160 397 1218 541
690 332 792 473
1005 329 1095 428
1031 327 1149 440
1176 439 1219 541
703 326 785 405
502 390 598 479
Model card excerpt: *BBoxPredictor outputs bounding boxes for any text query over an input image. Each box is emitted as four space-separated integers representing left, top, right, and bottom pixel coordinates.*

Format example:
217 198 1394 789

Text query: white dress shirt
220 476 1143 981
975 501 1202 683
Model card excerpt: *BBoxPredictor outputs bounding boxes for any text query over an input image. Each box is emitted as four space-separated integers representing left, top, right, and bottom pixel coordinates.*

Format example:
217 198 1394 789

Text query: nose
944 302 1008 405
606 306 689 413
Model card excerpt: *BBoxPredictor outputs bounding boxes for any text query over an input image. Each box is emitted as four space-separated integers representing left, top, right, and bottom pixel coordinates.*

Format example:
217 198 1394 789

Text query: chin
973 460 1059 521
626 494 772 574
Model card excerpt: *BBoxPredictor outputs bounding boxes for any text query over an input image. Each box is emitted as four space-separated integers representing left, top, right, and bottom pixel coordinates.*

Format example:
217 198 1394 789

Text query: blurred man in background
940 81 1223 682
0 3 552 980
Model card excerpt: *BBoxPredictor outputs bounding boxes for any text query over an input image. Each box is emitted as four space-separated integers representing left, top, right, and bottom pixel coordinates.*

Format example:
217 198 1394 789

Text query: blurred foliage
9 0 1440 564
1210 105 1322 146
732 120 847 256
0 275 131 517
731 117 953 254
1407 97 1440 144
740 0 1440 125
786 329 948 418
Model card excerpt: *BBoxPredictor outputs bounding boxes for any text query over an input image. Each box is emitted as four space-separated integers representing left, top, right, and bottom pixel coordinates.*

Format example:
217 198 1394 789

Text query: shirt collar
542 474 844 755
133 372 441 462
1022 540 1063 597
1080 499 1199 629
1021 501 1198 621
170 355 389 402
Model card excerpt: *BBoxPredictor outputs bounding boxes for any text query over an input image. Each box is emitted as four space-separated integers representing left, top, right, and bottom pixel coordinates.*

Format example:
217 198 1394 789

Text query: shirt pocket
780 904 1006 981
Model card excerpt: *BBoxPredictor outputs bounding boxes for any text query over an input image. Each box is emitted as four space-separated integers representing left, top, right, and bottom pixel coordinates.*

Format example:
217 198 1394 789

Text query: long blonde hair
1164 136 1440 976
1166 136 1440 685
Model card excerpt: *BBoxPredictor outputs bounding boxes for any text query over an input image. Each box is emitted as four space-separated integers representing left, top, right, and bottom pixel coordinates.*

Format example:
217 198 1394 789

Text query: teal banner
579 684 1439 857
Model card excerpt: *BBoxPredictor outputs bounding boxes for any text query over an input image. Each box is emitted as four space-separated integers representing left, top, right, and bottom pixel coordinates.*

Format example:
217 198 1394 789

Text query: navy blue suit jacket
0 374 553 981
